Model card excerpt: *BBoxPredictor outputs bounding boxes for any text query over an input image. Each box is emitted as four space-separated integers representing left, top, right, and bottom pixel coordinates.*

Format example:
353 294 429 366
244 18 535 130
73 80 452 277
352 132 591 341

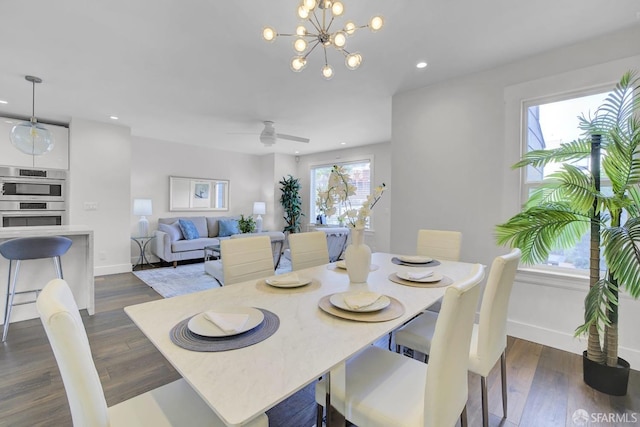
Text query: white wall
391 25 640 366
297 142 391 253
69 118 132 276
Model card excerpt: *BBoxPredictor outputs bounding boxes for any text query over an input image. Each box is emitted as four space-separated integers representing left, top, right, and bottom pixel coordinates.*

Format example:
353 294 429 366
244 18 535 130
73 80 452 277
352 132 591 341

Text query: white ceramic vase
344 227 371 283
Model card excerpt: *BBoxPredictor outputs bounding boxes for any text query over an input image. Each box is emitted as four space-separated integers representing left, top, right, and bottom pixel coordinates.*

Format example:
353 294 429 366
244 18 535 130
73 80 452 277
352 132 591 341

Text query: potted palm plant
496 70 640 395
279 175 304 234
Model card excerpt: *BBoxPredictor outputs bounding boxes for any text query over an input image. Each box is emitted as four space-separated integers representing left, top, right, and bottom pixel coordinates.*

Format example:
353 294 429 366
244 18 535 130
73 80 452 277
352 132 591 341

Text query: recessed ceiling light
340 142 346 145
416 61 428 69
295 150 300 154
0 100 8 104
109 116 119 120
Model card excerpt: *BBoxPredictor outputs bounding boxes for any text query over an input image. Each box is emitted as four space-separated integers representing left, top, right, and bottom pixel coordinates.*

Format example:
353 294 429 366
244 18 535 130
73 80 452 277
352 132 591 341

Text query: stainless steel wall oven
0 167 68 227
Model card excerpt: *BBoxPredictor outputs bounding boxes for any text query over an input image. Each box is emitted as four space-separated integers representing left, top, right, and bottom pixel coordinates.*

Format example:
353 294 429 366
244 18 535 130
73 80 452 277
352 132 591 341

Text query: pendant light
10 75 55 160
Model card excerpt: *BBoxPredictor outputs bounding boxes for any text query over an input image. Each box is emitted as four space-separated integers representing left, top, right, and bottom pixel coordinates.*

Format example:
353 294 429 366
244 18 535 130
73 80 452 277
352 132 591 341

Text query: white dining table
124 252 479 426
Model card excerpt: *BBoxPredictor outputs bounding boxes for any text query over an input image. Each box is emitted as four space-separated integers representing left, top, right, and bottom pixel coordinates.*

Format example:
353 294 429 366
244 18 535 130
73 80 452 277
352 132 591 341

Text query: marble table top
125 252 480 426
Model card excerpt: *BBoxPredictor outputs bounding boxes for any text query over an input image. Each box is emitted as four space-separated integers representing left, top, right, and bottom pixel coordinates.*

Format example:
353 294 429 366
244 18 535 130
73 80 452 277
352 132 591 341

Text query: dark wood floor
0 272 637 427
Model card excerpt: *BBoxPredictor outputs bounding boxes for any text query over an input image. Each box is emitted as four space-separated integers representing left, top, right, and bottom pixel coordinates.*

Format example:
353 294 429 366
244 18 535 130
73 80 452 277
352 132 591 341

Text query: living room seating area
151 216 284 267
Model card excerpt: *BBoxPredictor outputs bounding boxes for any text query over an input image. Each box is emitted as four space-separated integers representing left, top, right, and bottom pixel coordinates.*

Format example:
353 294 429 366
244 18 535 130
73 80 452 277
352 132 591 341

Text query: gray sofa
151 216 284 267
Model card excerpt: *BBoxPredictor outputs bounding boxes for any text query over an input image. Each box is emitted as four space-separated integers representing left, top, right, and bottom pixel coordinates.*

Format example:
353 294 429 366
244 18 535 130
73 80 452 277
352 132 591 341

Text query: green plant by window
279 175 304 233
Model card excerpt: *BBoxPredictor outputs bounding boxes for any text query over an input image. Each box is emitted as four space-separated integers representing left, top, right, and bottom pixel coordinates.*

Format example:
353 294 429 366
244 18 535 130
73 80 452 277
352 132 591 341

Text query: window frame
519 85 615 275
309 156 376 229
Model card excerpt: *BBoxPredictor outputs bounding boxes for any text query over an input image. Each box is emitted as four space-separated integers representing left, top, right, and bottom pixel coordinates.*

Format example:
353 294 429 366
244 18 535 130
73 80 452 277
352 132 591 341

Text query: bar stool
0 236 73 342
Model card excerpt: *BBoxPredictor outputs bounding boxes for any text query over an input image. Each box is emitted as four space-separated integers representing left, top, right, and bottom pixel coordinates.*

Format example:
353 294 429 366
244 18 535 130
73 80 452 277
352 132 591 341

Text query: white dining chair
414 229 463 316
205 235 274 285
394 249 521 427
36 278 268 427
416 229 463 261
288 231 329 271
315 264 484 427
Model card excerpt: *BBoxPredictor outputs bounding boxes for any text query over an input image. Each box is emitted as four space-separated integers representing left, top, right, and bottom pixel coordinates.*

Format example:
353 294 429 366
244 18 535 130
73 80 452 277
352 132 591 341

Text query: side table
131 236 156 271
204 244 221 261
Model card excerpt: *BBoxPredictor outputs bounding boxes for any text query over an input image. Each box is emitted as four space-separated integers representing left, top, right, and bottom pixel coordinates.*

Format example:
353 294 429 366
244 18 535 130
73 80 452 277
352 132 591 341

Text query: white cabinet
0 117 69 169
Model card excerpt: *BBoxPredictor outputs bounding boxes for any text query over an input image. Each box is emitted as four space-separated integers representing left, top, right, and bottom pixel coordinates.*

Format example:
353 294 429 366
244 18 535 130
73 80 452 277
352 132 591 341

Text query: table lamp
253 202 266 233
133 198 153 237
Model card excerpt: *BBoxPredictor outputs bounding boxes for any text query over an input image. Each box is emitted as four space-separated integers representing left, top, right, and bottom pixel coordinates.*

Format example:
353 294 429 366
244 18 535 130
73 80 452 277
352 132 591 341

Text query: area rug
134 257 292 298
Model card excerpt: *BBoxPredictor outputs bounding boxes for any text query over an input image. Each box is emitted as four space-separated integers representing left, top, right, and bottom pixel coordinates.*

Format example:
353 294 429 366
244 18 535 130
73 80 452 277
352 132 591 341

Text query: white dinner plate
265 275 312 288
329 292 391 313
396 271 443 283
397 255 433 264
187 307 264 337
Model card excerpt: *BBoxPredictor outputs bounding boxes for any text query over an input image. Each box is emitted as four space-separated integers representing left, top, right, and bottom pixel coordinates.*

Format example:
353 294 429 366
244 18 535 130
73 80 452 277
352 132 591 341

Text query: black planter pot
583 351 630 396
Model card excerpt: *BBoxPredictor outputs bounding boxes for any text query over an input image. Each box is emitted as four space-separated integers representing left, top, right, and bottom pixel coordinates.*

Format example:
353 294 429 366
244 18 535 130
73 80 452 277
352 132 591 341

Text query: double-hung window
522 89 613 271
310 159 373 227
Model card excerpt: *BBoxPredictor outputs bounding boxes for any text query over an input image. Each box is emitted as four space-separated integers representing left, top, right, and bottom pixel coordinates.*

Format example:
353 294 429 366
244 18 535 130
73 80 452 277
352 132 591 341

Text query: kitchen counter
0 225 94 325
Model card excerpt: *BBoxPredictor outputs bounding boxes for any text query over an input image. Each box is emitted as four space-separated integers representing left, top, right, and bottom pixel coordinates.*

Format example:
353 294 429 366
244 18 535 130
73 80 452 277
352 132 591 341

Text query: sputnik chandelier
262 0 384 80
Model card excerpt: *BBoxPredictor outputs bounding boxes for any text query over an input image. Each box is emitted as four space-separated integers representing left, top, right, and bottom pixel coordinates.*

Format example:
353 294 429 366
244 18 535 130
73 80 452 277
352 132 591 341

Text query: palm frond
512 139 590 169
602 217 640 298
547 165 596 214
626 185 640 218
524 182 564 208
602 129 640 194
589 70 640 136
496 205 590 264
575 278 617 336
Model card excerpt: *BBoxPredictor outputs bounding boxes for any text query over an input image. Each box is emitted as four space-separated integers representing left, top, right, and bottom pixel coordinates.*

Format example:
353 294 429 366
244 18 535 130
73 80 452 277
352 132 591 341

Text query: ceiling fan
259 121 310 146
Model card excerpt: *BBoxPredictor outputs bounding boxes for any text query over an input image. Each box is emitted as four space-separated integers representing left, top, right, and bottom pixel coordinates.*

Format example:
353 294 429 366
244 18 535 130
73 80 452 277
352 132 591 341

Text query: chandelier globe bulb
321 64 334 80
331 1 344 16
291 56 307 72
369 15 384 32
296 25 307 36
263 26 277 42
345 52 362 70
344 21 357 35
332 31 347 48
293 38 308 53
297 5 310 19
303 0 317 10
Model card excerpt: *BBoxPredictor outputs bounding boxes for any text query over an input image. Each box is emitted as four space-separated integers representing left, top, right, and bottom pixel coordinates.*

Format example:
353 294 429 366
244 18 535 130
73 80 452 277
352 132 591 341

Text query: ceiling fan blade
276 133 310 143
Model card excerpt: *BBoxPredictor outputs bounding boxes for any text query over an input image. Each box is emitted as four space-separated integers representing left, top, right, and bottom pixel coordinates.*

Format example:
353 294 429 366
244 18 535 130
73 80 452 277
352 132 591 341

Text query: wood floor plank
519 345 572 426
498 337 543 425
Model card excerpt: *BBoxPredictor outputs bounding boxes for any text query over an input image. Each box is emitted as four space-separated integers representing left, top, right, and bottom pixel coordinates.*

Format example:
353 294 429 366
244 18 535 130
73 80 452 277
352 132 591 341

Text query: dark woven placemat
170 308 279 352
391 257 441 267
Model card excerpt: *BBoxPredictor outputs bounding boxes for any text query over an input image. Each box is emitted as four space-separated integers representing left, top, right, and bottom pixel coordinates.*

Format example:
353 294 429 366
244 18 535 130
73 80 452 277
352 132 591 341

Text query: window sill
516 266 588 292
516 266 635 300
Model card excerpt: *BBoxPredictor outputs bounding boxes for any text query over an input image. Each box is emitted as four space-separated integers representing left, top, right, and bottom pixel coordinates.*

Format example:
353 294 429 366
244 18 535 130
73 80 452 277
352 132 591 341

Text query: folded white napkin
406 270 433 280
343 292 382 310
268 273 300 285
203 311 250 333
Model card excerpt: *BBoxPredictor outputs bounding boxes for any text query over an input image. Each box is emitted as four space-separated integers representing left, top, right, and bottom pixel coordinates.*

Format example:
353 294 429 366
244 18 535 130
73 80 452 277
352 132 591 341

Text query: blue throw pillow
218 219 239 237
178 219 200 240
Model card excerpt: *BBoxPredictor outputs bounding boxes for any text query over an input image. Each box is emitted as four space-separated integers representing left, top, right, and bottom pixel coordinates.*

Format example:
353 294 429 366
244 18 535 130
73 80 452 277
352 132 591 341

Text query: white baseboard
507 319 640 368
95 263 131 276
